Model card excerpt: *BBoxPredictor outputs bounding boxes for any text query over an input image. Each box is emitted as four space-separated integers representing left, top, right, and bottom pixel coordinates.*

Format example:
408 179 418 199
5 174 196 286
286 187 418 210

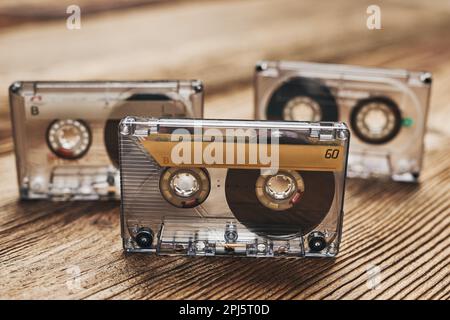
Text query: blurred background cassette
254 61 431 182
9 80 203 200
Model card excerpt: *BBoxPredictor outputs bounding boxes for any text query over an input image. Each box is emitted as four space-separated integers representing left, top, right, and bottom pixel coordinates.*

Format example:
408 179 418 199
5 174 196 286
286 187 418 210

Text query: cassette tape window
254 61 432 182
119 117 350 258
9 81 203 201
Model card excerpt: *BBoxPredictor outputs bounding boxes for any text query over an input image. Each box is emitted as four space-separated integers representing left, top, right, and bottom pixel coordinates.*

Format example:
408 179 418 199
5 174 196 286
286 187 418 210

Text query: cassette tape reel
9 81 203 200
254 61 432 182
119 117 349 258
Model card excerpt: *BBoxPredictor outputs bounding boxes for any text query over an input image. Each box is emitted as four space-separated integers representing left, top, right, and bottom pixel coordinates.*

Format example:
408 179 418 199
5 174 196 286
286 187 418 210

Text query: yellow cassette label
141 134 344 172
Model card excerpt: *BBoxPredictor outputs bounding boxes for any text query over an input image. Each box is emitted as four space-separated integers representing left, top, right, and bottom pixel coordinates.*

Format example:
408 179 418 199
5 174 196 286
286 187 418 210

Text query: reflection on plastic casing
255 61 432 182
9 81 203 200
119 117 350 258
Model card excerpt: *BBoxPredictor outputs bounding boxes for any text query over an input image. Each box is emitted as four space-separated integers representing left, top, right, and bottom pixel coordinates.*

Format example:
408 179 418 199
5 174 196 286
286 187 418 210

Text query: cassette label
142 136 345 171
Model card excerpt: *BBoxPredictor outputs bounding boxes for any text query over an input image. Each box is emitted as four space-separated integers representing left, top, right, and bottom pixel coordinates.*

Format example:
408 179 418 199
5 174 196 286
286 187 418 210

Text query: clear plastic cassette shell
119 117 350 258
9 80 203 200
254 61 432 182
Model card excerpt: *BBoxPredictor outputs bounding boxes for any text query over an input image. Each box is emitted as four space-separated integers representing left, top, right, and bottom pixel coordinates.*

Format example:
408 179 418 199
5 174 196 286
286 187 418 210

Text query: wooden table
0 0 449 299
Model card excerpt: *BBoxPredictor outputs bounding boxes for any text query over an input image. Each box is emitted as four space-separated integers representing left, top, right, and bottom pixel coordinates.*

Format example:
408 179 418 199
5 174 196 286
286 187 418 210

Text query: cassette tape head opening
119 117 349 258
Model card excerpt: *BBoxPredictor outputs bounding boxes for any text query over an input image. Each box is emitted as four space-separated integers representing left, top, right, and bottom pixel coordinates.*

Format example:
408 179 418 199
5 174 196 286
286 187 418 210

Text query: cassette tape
119 117 349 258
9 80 203 200
254 61 432 182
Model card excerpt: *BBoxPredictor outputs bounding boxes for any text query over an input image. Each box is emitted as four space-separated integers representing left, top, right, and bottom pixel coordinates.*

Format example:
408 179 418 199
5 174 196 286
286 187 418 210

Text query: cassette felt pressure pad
119 117 350 258
254 61 432 182
9 81 203 200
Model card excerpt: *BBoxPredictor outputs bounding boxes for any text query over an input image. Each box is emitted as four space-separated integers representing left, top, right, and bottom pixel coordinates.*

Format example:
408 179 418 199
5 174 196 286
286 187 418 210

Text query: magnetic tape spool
46 119 92 160
266 77 339 122
104 119 121 167
46 94 175 164
225 169 335 239
266 77 403 145
350 96 402 144
105 94 174 168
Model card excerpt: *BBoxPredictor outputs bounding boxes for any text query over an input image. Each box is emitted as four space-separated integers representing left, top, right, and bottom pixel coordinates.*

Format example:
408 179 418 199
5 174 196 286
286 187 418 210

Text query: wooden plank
1 0 449 98
0 0 449 299
0 0 181 29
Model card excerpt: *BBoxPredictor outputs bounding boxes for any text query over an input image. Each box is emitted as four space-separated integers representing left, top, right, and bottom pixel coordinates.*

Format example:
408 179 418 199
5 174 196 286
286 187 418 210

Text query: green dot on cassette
402 118 414 127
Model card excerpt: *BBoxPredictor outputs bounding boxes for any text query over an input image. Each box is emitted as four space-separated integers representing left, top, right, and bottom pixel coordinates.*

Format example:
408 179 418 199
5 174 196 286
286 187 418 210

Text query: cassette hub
171 172 200 197
350 96 402 144
47 119 91 159
160 168 210 208
283 96 322 121
255 170 304 211
265 174 296 200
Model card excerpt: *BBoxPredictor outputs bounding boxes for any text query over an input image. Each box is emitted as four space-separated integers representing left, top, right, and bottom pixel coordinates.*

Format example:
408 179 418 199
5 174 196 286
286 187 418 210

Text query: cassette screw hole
224 223 238 243
308 231 327 252
225 230 238 243
135 228 153 248
195 241 205 251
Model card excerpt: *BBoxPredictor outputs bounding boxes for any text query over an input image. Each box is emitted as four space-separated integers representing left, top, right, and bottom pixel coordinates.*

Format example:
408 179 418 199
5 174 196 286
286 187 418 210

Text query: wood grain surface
0 0 449 300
